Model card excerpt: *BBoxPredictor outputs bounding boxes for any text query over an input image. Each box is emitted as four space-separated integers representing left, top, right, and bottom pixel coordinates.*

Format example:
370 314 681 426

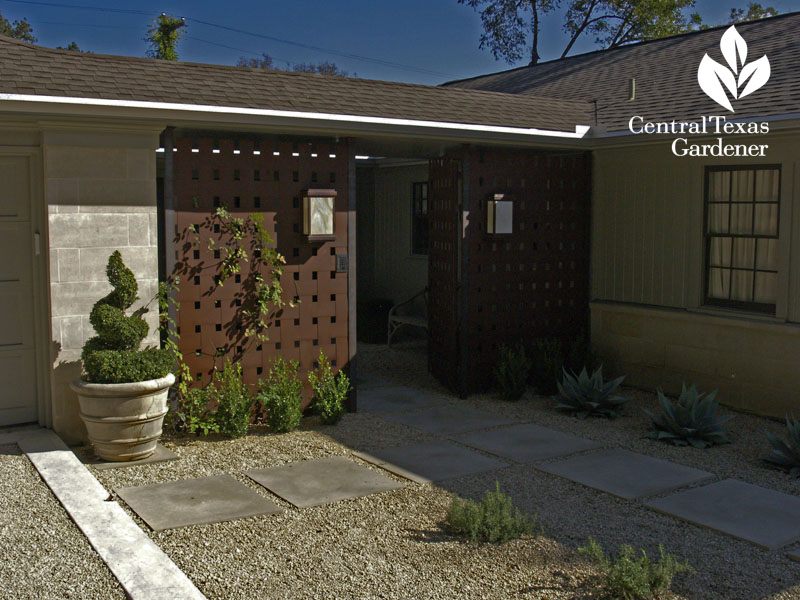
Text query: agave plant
765 415 800 477
643 383 732 449
556 366 627 419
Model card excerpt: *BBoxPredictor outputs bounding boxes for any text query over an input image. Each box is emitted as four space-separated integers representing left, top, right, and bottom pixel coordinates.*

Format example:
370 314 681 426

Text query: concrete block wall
591 301 800 418
45 129 162 443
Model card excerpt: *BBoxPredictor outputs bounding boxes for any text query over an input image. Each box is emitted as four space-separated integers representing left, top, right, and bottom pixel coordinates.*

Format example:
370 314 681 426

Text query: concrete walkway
360 384 800 553
9 428 206 600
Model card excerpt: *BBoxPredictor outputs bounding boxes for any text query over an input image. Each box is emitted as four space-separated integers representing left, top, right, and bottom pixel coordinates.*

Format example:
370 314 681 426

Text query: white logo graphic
697 25 770 112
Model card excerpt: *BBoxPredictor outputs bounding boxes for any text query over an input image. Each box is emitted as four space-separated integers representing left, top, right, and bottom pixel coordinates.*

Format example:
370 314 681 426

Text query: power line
2 0 149 15
187 17 452 77
1 0 452 77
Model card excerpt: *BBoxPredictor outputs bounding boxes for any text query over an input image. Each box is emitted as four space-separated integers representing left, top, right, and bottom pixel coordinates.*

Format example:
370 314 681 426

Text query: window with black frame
704 165 780 313
411 181 429 256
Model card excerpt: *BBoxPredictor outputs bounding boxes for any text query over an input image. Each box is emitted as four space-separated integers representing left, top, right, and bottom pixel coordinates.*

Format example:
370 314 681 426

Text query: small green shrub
258 357 303 433
81 251 172 383
173 387 219 435
557 366 627 419
308 351 350 425
644 383 732 448
765 415 800 477
213 360 253 438
495 342 532 401
445 482 538 544
579 538 694 600
529 338 564 395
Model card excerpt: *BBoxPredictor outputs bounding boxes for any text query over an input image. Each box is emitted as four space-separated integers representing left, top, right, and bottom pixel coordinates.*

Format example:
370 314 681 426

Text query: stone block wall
591 301 800 418
45 129 161 443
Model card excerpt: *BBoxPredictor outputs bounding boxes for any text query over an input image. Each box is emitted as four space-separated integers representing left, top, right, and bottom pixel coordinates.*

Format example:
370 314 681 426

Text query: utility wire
1 0 452 77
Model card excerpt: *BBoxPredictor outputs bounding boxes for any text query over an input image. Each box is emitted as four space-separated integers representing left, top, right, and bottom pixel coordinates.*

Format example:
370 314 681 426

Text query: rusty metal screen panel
463 149 591 391
171 136 350 396
427 157 461 392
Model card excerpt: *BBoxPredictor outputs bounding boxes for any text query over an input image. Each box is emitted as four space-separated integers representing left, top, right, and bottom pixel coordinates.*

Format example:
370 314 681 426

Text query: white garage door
0 156 38 425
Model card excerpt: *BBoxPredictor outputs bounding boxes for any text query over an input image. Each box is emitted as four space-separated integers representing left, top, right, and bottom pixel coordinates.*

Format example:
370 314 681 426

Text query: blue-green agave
643 383 732 449
765 415 800 477
556 366 627 419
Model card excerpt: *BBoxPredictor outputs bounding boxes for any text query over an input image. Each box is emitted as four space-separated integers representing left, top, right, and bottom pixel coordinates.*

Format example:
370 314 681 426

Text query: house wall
44 127 162 443
591 132 800 416
360 162 429 305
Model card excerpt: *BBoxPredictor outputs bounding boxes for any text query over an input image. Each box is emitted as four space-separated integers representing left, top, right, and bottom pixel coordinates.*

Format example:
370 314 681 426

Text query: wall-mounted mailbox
303 189 337 237
487 193 513 234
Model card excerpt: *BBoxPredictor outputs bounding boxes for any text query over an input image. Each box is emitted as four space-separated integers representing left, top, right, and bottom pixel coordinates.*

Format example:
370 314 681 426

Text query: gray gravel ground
0 443 125 600
66 340 800 600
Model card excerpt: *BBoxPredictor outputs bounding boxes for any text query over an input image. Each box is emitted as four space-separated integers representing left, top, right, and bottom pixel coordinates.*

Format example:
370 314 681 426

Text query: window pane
731 238 755 269
755 169 780 202
730 203 753 234
756 238 779 271
754 272 778 304
708 171 730 202
730 270 754 302
707 204 729 234
754 203 778 236
708 236 731 267
707 267 730 299
731 169 754 202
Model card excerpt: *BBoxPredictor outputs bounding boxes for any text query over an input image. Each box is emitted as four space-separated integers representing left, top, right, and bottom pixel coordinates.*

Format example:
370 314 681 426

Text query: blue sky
2 0 799 84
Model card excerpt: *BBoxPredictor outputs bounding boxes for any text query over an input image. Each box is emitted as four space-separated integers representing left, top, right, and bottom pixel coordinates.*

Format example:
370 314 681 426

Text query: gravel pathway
61 341 800 600
360 342 800 600
0 443 125 600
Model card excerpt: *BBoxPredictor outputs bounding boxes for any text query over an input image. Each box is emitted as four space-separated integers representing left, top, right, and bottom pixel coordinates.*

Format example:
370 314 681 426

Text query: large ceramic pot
70 374 175 462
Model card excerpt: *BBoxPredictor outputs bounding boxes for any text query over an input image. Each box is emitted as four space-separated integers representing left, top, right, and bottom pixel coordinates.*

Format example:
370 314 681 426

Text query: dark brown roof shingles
0 36 591 132
444 13 800 131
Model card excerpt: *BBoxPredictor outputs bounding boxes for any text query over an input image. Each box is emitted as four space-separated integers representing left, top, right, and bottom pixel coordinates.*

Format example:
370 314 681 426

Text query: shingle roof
444 13 800 131
0 35 591 133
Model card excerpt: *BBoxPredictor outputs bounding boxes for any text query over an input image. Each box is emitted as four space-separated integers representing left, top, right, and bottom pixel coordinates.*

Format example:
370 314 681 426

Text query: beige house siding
44 127 162 443
591 132 800 416
360 162 428 304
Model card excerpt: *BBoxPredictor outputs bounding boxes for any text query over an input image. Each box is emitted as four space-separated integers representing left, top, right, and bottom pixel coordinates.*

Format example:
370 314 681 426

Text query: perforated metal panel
464 149 591 391
170 136 350 398
427 149 591 394
427 158 461 392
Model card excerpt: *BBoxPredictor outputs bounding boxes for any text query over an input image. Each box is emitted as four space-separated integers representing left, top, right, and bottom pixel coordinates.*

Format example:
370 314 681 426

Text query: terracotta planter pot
70 374 175 462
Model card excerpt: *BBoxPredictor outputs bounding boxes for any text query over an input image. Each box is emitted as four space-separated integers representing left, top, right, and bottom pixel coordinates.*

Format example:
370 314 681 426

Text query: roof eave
0 93 591 149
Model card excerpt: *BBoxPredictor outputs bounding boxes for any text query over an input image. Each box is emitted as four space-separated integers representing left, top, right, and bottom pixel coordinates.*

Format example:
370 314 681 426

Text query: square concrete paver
535 449 713 500
378 405 518 435
788 548 800 563
359 386 452 413
451 423 600 462
246 456 403 508
83 444 179 470
645 479 800 549
115 473 282 531
360 441 507 482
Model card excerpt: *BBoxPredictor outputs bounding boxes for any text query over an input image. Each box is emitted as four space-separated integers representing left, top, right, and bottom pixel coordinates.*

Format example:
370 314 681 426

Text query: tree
237 53 275 69
291 61 349 76
237 53 350 77
458 0 558 65
146 13 185 60
0 12 36 43
57 41 90 52
562 0 700 57
728 2 777 23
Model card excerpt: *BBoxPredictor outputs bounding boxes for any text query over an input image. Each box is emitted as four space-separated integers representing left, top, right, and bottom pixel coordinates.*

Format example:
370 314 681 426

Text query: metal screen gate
169 135 351 402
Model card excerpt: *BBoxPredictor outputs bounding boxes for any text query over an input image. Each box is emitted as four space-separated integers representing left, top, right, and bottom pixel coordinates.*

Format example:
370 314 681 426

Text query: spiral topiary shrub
81 251 173 383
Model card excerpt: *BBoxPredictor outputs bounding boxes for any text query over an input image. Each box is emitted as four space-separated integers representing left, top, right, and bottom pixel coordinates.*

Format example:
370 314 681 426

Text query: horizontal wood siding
592 133 798 321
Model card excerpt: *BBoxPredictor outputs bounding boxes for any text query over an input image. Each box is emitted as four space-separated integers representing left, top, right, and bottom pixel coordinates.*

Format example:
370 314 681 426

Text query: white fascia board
0 93 590 144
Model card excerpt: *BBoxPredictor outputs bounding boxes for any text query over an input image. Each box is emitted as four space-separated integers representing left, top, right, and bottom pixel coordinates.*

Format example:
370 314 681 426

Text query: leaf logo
697 25 771 112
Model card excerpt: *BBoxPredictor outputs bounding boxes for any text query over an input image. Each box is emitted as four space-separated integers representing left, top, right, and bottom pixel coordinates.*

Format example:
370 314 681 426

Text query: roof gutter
0 93 591 144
